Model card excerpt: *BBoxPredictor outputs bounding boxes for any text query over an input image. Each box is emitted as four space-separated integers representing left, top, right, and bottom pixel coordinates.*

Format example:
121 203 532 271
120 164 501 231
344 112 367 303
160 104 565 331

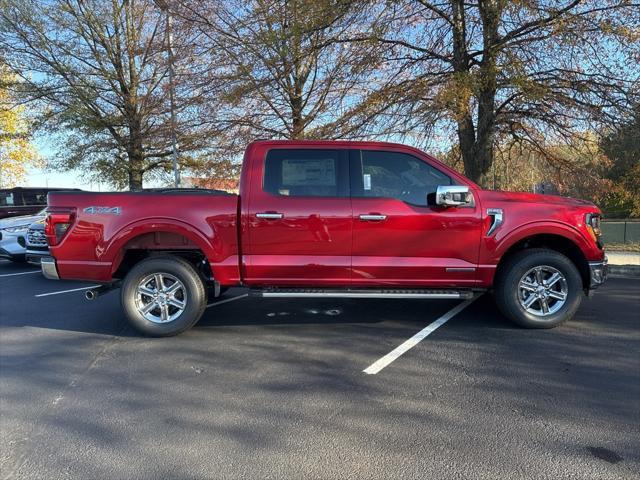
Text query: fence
601 220 640 244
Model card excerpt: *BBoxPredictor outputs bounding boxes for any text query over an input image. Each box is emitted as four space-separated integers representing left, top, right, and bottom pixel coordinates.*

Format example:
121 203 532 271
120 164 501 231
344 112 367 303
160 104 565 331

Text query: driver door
350 149 482 287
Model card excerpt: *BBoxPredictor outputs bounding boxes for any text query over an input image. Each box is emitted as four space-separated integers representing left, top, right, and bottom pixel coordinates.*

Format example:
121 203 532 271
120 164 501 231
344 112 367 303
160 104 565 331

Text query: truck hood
0 211 46 229
478 190 597 210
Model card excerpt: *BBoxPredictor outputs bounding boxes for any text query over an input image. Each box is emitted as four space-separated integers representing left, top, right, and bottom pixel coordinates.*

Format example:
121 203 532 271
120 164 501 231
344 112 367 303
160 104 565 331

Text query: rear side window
263 149 348 197
355 150 452 206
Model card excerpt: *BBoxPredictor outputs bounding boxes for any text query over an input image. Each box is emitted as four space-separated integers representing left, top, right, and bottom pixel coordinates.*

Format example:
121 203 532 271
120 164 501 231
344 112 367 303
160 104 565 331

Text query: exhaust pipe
85 289 100 300
85 283 119 301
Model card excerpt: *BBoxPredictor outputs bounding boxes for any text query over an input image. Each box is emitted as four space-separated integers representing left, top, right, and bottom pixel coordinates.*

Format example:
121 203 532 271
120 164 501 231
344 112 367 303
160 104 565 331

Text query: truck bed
47 190 241 284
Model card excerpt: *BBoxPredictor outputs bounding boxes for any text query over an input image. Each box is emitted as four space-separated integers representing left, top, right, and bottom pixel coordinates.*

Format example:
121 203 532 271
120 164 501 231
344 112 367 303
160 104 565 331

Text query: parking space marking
206 293 248 308
0 270 40 278
363 294 482 375
35 285 100 298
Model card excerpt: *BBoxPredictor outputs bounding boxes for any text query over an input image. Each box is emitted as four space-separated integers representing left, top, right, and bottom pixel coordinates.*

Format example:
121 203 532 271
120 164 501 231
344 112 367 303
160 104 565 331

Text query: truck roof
249 139 418 149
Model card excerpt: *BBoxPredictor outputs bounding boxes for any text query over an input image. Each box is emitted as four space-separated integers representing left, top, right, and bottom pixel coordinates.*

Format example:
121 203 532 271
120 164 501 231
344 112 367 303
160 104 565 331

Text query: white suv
0 210 45 262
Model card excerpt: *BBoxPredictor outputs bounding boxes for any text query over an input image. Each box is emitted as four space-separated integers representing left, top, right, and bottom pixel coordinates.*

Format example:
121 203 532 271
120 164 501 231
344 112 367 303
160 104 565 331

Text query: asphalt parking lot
1 259 639 479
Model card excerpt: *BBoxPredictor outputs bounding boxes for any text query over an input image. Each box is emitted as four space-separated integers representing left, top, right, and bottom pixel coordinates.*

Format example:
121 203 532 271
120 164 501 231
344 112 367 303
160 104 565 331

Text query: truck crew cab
41 141 607 336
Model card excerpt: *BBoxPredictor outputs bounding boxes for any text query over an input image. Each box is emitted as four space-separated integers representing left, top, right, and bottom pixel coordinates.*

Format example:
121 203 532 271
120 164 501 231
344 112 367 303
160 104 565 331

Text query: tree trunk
127 115 145 190
451 0 478 183
473 0 500 188
290 61 305 138
291 97 304 139
451 0 501 188
128 167 143 190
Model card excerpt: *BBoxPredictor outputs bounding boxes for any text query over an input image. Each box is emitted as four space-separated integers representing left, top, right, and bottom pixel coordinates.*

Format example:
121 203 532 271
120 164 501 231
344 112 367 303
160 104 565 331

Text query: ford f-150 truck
41 140 607 336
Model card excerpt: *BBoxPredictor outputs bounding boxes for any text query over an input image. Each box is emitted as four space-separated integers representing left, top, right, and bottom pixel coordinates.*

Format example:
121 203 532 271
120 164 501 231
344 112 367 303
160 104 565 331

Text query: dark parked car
0 187 80 219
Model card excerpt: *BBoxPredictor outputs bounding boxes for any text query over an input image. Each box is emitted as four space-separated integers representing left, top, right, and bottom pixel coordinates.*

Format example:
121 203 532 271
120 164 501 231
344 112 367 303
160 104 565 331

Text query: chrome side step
250 288 475 299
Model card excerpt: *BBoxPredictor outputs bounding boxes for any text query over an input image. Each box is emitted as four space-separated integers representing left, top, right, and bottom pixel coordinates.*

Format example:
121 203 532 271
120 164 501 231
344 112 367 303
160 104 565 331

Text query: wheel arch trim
104 218 219 276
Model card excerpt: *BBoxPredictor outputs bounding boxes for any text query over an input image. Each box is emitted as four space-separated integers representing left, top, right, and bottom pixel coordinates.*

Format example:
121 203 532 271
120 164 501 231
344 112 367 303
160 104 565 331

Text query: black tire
494 248 583 328
121 255 207 337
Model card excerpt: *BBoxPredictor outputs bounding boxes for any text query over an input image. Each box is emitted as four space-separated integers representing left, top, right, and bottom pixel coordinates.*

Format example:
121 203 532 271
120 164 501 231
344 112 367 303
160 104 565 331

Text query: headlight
1 225 29 233
585 213 602 244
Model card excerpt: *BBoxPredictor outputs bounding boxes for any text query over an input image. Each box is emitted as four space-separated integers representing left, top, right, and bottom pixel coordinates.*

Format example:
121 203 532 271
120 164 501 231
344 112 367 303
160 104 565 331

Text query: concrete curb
606 251 640 266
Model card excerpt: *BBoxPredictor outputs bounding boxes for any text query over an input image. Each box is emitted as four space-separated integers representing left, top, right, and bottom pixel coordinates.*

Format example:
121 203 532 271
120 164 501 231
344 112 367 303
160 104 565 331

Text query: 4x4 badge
83 206 122 215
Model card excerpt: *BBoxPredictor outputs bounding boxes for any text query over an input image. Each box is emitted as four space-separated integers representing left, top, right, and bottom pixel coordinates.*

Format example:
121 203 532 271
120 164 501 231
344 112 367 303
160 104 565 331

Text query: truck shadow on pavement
0 279 638 478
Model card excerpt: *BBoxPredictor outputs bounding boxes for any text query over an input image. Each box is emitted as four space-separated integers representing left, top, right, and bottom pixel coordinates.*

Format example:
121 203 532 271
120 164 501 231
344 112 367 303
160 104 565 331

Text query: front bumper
25 246 50 265
41 256 60 280
588 256 608 289
0 230 27 259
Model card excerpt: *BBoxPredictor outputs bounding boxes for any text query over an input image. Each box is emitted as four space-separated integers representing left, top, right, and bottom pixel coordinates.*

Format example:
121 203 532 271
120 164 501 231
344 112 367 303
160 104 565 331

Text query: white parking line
363 294 482 375
35 285 100 298
0 270 40 278
206 293 248 308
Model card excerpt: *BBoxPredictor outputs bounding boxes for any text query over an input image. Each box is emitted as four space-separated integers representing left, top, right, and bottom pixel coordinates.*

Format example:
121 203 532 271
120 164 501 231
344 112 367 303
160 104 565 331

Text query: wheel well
112 232 212 281
496 234 590 289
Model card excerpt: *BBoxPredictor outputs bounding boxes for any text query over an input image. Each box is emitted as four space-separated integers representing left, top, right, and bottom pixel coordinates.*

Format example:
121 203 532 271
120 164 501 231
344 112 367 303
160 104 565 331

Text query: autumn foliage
0 0 637 216
0 63 40 187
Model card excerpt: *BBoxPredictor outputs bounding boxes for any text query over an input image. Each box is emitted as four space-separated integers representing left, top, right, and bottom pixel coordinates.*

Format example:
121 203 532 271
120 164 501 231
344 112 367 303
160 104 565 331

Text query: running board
250 288 475 299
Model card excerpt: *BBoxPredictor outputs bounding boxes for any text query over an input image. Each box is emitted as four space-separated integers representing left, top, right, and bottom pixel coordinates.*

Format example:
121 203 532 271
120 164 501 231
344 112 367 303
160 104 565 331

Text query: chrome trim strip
446 267 476 272
259 291 473 299
359 214 387 221
256 213 284 219
588 256 608 289
486 208 503 236
41 256 59 280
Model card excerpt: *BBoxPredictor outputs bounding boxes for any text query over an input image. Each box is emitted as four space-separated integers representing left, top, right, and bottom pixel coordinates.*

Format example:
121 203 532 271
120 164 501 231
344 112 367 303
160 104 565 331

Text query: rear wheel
121 256 207 336
494 249 583 328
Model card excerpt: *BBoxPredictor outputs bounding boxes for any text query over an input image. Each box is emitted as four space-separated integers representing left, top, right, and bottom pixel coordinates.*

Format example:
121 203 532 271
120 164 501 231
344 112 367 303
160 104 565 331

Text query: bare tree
365 0 640 186
0 0 211 189
174 0 406 151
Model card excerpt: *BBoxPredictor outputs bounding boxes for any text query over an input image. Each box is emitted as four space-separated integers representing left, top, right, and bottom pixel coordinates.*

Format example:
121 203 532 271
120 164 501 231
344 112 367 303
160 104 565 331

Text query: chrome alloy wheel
518 265 568 317
135 272 187 324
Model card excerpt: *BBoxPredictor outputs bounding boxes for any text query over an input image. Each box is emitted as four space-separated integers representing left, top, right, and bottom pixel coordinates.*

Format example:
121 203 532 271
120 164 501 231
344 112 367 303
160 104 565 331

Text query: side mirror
435 185 472 207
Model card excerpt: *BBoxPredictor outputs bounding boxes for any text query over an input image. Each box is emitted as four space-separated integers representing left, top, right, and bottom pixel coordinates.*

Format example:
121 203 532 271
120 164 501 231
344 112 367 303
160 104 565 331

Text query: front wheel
121 256 207 336
494 249 583 328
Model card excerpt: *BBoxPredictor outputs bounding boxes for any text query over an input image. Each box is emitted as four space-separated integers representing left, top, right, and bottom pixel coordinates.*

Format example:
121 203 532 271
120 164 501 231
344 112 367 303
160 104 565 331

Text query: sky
26 167 97 190
23 137 98 190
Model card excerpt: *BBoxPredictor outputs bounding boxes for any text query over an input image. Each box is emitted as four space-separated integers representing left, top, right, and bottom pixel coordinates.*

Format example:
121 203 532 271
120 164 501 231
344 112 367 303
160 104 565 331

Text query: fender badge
84 206 122 215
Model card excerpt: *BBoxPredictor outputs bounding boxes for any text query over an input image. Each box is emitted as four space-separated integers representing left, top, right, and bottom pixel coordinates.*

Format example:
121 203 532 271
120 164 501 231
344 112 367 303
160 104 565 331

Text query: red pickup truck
42 140 607 336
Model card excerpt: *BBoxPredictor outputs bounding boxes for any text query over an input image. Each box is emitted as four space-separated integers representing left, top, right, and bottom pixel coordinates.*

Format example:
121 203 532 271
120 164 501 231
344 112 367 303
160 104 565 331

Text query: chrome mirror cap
435 185 472 206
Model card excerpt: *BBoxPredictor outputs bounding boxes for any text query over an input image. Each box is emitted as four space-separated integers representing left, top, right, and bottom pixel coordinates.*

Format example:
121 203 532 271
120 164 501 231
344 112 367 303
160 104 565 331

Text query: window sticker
282 158 336 186
363 173 372 191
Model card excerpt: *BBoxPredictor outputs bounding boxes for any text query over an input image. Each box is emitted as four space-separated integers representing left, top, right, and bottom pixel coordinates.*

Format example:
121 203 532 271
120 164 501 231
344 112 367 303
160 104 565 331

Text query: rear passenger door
244 148 352 286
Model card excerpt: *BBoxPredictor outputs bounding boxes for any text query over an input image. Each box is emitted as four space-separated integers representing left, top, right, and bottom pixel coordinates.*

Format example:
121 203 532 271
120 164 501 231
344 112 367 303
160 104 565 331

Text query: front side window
264 149 347 197
356 150 452 206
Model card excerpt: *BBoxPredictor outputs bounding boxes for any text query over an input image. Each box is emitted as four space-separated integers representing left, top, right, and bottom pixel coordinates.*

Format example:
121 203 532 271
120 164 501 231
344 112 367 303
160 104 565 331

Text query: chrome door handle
359 214 387 221
256 212 284 219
